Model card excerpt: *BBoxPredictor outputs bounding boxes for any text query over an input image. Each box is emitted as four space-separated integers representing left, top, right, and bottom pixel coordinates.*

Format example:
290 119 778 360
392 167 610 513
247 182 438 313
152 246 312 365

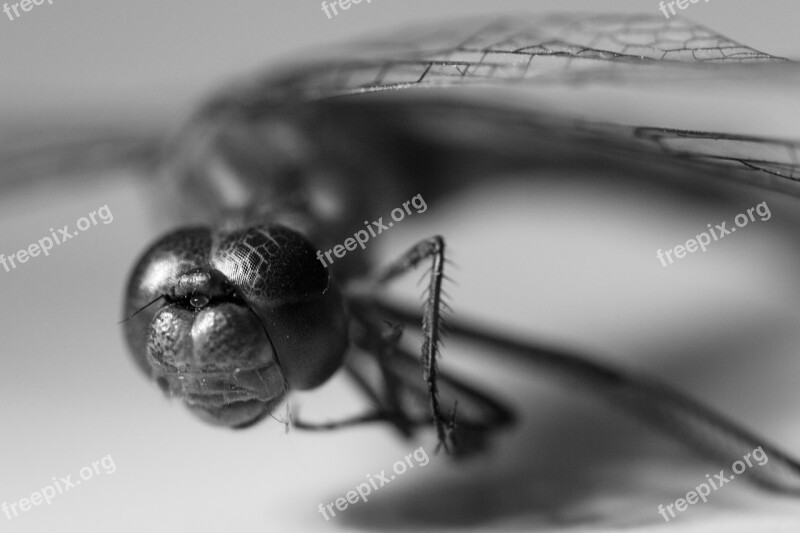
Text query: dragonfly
8 13 800 496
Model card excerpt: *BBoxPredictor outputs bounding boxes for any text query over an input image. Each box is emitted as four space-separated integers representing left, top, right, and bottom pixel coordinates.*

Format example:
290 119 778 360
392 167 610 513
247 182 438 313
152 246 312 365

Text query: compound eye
189 295 210 308
211 225 329 303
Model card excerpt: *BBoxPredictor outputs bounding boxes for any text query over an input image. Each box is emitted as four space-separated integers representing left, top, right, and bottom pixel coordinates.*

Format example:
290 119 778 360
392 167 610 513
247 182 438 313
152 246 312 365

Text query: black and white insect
13 14 800 491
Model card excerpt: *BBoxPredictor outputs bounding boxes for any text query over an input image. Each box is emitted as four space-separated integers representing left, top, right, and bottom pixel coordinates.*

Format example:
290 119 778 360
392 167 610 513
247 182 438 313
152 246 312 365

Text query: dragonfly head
123 224 349 428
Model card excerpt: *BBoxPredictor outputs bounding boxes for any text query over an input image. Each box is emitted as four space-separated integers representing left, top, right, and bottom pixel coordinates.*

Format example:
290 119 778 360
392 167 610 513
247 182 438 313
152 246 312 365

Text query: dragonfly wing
252 14 789 101
198 14 800 200
305 96 800 198
0 126 164 194
11 15 792 209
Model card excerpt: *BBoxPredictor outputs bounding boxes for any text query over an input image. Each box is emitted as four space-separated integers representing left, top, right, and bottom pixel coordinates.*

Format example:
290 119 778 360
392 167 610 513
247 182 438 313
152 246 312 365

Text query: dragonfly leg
355 236 453 450
292 410 420 431
380 341 516 456
293 316 430 436
373 301 800 493
293 306 514 456
344 237 515 454
291 350 432 434
362 319 416 436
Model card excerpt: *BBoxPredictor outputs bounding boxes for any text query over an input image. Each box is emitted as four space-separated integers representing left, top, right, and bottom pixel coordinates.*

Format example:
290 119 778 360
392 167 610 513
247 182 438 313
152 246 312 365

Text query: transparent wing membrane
579 121 800 188
259 14 788 100
5 15 798 195
196 14 800 196
633 127 800 181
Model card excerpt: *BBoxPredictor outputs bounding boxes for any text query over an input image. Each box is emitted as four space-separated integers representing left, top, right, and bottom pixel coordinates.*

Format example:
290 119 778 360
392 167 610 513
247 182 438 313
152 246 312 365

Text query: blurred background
2 1 800 532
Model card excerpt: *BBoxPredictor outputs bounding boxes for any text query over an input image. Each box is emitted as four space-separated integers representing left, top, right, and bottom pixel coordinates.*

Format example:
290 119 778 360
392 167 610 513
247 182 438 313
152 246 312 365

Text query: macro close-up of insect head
2 1 800 532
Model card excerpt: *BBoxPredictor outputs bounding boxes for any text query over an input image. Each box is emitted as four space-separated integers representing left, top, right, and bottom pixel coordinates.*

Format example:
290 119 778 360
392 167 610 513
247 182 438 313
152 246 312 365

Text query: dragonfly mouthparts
184 390 261 408
154 363 287 421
